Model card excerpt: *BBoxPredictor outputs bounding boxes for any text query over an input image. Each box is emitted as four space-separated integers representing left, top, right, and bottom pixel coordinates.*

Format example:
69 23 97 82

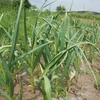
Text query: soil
69 74 100 100
0 61 100 100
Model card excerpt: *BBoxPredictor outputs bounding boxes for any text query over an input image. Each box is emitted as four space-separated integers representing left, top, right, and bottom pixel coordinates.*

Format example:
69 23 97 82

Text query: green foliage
45 9 51 13
13 0 20 8
24 0 31 8
13 0 31 9
71 12 100 20
56 5 66 13
0 0 12 8
30 5 37 10
0 0 100 100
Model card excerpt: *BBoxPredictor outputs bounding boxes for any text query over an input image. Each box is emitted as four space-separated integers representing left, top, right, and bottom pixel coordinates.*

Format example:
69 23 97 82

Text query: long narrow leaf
0 89 10 100
11 41 53 66
8 0 23 69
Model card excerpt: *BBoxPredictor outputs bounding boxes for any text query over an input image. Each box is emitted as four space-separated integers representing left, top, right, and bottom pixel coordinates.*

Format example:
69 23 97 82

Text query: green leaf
0 89 10 100
0 54 14 98
43 76 52 100
0 25 12 40
0 72 6 89
11 41 53 66
0 45 12 53
8 0 24 69
51 98 57 100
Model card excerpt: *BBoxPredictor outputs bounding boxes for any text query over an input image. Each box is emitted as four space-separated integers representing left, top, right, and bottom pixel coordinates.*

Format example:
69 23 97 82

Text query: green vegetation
0 0 100 100
0 0 31 9
56 5 66 13
71 12 100 20
0 0 12 7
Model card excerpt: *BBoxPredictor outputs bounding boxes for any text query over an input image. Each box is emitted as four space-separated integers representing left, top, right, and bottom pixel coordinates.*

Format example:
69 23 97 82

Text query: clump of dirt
92 61 100 70
68 61 100 100
69 74 100 100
